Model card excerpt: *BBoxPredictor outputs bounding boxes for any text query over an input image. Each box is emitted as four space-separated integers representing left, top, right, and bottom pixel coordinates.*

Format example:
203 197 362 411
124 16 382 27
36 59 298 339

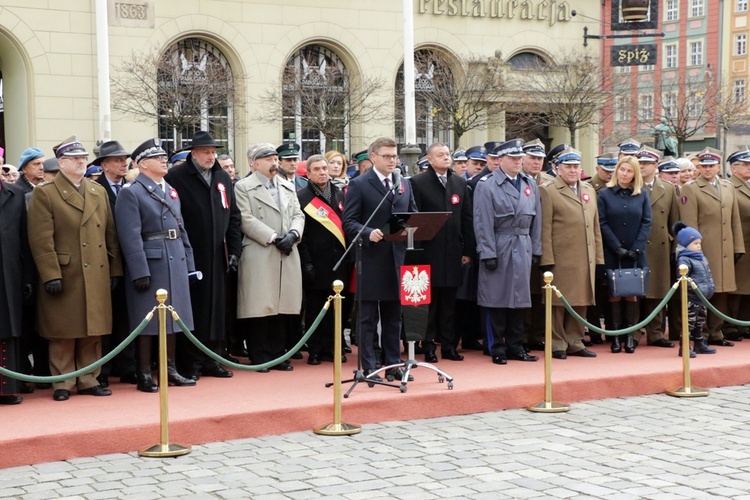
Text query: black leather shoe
183 370 201 381
168 371 197 386
387 368 414 381
724 332 743 341
508 352 539 362
308 354 322 365
611 336 622 353
223 353 240 364
78 385 112 396
119 372 139 384
492 355 507 365
19 383 34 394
708 338 735 347
424 352 438 363
624 333 636 354
270 363 294 371
289 351 304 360
53 389 70 401
0 395 22 405
648 338 675 348
364 369 382 383
136 374 158 393
343 344 353 354
552 350 567 359
441 349 464 361
568 348 597 358
202 365 233 378
96 374 109 388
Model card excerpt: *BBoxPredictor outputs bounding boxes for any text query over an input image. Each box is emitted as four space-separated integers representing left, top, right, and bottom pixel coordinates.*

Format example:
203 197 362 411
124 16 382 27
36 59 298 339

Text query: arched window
395 49 453 149
282 45 349 156
158 38 235 152
507 52 550 70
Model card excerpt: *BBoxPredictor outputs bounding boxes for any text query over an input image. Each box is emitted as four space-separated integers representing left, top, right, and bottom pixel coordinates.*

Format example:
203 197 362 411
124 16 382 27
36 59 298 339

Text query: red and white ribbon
217 182 228 209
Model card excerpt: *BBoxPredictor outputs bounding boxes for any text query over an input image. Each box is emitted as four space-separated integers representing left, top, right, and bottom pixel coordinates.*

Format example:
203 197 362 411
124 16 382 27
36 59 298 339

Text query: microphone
392 170 401 194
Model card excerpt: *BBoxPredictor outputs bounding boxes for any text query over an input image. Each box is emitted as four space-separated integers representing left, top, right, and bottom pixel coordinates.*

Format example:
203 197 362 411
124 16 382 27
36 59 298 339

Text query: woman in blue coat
597 156 652 353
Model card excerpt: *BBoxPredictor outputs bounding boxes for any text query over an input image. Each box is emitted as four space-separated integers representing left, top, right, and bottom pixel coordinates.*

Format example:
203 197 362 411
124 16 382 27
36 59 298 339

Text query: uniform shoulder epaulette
36 181 49 188
123 182 133 189
719 177 732 185
478 174 490 182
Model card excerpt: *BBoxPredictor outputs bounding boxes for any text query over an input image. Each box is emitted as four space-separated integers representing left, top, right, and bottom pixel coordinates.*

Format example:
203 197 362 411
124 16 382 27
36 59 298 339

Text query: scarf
310 180 332 205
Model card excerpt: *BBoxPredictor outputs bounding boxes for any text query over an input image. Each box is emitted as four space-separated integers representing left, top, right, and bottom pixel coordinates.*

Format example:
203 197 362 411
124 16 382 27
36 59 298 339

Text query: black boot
624 333 636 354
693 336 717 354
137 336 158 393
166 334 196 386
609 301 623 353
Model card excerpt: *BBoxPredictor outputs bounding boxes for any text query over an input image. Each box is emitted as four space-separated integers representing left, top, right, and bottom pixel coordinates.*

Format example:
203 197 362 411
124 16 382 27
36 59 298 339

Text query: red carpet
3 340 750 468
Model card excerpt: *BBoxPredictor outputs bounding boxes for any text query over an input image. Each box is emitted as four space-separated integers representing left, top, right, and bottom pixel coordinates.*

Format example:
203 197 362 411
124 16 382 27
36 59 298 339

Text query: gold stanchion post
314 281 362 435
528 272 570 412
667 265 708 397
140 289 192 457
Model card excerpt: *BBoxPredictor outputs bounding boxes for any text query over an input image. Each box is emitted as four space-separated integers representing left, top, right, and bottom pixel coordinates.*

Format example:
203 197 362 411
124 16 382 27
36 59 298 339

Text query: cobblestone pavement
3 386 750 499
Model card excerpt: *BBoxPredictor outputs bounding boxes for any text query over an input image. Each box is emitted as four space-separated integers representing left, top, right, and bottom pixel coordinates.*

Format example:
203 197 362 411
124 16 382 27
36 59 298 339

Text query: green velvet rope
174 297 332 371
692 282 750 327
0 310 154 383
555 281 679 337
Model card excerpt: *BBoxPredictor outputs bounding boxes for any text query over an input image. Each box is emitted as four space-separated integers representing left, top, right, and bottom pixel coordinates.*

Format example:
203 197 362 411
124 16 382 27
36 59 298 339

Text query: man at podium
343 137 417 381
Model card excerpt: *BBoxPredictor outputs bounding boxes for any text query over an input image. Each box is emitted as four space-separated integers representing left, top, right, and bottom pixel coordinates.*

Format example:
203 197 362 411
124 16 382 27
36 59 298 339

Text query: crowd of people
1 131 749 404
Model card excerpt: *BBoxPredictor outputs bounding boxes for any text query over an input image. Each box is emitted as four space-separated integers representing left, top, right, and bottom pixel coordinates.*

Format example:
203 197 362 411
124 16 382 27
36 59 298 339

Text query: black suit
410 167 474 353
164 156 242 372
343 168 417 371
298 182 350 356
95 174 137 378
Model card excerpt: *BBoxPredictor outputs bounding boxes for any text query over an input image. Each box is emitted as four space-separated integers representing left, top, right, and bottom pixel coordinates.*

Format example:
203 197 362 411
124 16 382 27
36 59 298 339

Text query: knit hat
674 221 702 247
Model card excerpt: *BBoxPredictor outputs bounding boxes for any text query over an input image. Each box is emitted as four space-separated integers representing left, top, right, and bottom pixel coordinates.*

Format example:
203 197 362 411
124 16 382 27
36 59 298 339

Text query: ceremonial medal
681 195 688 205
524 186 532 197
582 193 590 203
451 194 460 205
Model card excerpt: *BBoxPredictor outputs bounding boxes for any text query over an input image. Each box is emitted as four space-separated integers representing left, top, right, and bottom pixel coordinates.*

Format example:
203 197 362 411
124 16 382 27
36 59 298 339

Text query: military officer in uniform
28 136 123 401
410 142 474 362
638 147 680 348
521 139 550 351
658 156 681 185
451 149 469 179
475 139 542 364
115 139 198 390
539 148 603 358
725 148 750 340
618 138 641 159
590 153 617 193
464 145 488 182
679 147 744 347
276 142 308 192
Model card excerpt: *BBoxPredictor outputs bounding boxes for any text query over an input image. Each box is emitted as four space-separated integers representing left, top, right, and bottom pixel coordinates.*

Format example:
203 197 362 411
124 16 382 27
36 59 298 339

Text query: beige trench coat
540 176 604 306
27 174 122 339
235 174 305 318
679 177 744 293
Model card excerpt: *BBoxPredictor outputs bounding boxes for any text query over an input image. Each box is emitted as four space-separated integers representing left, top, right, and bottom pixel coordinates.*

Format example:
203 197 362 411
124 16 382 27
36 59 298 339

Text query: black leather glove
627 250 638 261
615 247 629 259
482 258 498 271
22 283 33 300
44 279 62 295
303 262 316 284
228 254 239 273
275 232 297 256
134 276 150 291
531 255 541 267
735 253 744 264
110 276 122 290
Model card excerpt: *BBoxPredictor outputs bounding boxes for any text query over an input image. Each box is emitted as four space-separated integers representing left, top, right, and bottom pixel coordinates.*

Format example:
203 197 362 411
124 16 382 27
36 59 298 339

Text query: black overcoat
597 185 652 270
297 182 350 290
164 157 242 341
409 166 475 288
0 181 34 339
343 168 417 301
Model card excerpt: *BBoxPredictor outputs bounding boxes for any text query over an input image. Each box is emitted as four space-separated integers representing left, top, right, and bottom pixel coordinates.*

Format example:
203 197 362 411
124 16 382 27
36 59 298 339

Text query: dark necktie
113 183 121 195
439 175 447 187
513 177 520 192
384 177 394 200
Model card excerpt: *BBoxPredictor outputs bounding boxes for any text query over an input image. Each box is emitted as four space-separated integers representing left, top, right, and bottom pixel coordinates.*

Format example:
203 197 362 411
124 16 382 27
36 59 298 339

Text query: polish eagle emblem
401 266 430 304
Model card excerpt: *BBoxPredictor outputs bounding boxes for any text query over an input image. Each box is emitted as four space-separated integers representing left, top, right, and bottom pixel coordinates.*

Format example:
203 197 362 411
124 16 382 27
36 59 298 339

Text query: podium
367 211 455 392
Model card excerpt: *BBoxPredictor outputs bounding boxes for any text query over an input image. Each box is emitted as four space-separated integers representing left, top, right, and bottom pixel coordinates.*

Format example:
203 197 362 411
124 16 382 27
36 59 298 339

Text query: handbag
606 265 650 298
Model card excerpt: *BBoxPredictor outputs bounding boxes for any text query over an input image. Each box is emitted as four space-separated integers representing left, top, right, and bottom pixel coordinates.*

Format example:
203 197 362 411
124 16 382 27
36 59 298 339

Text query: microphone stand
326 180 401 397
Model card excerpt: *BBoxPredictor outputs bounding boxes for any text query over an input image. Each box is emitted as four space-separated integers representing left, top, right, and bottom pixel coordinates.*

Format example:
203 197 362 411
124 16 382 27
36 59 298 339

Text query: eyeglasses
374 153 399 161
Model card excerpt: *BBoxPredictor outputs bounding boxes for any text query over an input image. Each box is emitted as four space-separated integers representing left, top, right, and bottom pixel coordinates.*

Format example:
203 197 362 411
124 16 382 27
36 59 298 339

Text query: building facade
0 0 602 172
